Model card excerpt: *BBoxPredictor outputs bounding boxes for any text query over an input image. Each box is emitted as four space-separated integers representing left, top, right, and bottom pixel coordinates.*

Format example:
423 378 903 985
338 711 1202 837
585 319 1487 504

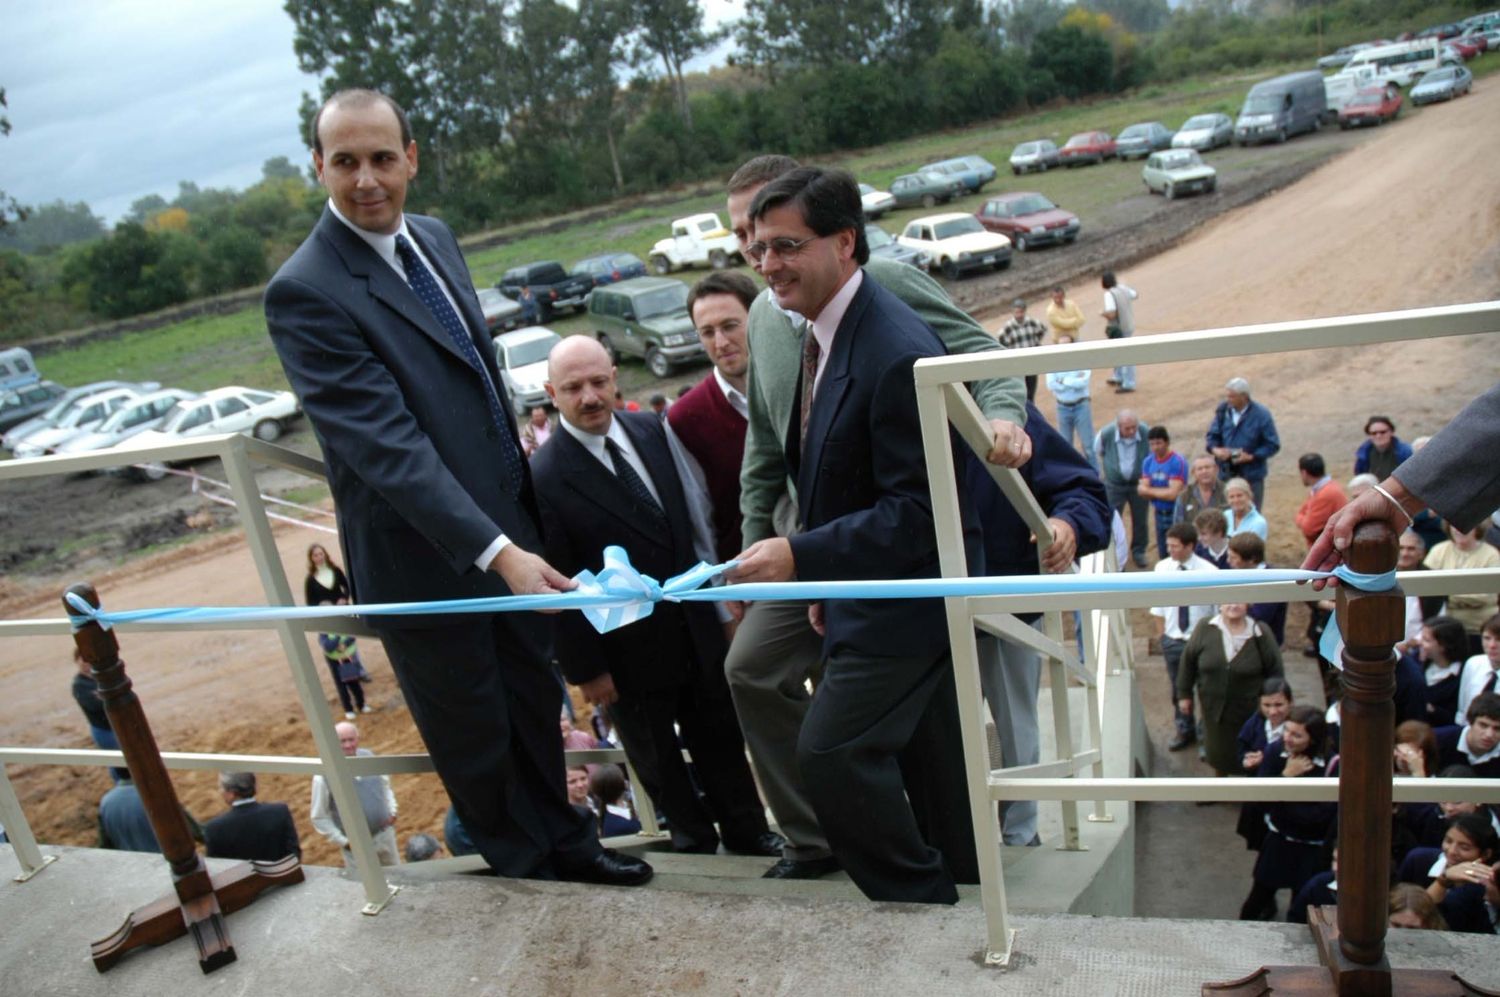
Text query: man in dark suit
726 167 983 904
204 772 301 863
531 336 780 857
264 88 649 887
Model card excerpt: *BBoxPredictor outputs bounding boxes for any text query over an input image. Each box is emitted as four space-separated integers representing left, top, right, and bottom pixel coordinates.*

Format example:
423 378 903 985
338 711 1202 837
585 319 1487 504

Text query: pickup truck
648 214 742 274
497 261 595 323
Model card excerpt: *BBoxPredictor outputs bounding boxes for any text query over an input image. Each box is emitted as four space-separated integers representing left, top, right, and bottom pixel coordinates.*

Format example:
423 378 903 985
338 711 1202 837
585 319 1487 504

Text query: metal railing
914 300 1500 966
0 432 659 912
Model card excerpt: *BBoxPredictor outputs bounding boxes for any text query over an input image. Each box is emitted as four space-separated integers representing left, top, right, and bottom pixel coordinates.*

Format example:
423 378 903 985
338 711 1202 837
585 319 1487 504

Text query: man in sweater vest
310 721 400 870
1094 409 1152 568
667 271 758 563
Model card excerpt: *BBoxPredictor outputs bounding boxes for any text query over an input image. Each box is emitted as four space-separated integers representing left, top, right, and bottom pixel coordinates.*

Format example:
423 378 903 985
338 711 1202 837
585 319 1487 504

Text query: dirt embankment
2 84 1498 869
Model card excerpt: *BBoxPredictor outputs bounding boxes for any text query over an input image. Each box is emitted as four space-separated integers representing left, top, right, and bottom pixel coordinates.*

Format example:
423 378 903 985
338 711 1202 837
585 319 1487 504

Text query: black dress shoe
761 855 842 880
1167 731 1197 751
560 848 653 887
725 830 786 857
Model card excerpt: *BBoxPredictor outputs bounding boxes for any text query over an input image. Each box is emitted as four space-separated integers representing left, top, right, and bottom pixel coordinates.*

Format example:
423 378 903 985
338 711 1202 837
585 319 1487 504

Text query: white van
1341 39 1443 87
1324 64 1379 119
0 347 39 393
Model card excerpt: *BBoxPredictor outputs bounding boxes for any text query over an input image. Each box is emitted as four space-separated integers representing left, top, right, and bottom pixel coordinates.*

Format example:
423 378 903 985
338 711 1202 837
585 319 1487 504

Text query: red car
1447 37 1483 59
1058 130 1117 167
1339 84 1403 128
974 192 1081 251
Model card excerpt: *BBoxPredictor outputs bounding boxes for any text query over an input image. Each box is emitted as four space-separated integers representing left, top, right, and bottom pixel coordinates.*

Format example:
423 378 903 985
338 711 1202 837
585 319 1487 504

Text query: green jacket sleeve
865 256 1026 427
740 344 785 548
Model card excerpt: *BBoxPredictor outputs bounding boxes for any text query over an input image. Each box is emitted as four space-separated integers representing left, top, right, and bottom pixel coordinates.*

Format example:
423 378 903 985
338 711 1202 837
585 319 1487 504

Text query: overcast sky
2 0 739 226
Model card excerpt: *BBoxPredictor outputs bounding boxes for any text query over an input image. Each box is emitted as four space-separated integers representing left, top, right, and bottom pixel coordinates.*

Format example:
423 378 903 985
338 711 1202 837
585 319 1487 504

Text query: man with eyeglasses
1353 415 1413 482
722 165 984 904
717 155 1028 884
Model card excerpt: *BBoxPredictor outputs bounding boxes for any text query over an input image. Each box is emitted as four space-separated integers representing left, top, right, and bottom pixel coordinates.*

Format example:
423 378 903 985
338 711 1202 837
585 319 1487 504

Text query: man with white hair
310 721 400 870
1206 377 1280 509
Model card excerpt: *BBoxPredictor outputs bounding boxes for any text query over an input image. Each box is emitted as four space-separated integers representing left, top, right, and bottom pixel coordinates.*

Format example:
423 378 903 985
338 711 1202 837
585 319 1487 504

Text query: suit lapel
797 274 869 518
557 427 670 551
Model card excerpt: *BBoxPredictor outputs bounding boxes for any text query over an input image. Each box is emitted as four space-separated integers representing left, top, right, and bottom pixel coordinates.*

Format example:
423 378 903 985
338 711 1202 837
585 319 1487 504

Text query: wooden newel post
68 583 302 974
1327 522 1404 992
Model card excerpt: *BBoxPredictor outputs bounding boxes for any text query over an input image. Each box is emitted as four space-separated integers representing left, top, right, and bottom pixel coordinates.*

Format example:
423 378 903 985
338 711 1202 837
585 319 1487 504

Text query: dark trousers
379 618 599 879
1024 374 1037 402
1105 479 1150 562
326 661 365 713
608 662 769 854
1153 507 1174 559
798 647 975 904
1162 636 1193 736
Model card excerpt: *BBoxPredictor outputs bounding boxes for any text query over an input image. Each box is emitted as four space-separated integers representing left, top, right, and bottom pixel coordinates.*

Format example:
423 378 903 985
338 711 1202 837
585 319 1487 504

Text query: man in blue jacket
1206 376 1280 510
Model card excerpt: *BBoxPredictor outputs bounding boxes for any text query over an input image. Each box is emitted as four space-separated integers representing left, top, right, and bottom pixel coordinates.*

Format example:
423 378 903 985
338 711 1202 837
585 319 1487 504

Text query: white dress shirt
712 367 750 419
1150 552 1219 639
1455 653 1500 725
807 270 864 398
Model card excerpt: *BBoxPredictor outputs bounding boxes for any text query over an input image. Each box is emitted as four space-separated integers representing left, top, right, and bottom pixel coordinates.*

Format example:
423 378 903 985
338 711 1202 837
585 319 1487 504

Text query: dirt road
2 82 1497 874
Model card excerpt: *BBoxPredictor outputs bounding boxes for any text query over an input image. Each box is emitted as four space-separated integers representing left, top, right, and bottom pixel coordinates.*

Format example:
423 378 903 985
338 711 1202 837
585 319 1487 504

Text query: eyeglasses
1368 428 1392 436
743 235 820 263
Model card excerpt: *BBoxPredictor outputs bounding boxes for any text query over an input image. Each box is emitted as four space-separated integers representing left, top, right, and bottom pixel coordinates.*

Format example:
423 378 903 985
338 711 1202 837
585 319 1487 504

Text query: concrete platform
4 845 1495 996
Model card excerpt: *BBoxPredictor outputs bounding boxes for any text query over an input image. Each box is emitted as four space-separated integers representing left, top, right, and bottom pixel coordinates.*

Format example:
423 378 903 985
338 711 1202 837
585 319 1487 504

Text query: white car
494 326 562 415
896 213 1012 280
858 183 897 219
9 386 145 458
1142 149 1218 200
52 388 199 457
117 386 302 479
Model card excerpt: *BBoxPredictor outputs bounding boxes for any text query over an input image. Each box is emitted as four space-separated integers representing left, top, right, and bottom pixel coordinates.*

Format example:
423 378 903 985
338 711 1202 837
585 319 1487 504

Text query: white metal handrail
916 299 1500 967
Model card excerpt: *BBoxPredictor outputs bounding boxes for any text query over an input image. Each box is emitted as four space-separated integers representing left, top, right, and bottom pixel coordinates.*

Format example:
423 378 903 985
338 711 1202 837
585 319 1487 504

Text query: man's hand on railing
1301 474 1422 588
985 418 1032 469
1037 517 1076 574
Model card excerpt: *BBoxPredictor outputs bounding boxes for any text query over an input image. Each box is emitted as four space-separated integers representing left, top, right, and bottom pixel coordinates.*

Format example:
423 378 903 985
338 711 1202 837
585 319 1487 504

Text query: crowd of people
55 86 1495 937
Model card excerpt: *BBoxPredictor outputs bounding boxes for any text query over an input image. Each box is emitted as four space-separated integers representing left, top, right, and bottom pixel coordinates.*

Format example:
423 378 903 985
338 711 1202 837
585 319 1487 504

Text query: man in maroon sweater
667 271 758 564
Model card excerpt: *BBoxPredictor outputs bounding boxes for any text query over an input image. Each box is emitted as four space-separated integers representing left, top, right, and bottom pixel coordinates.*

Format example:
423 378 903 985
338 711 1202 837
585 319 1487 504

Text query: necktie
605 437 667 531
394 234 523 498
799 321 820 450
1177 562 1190 633
1484 670 1498 697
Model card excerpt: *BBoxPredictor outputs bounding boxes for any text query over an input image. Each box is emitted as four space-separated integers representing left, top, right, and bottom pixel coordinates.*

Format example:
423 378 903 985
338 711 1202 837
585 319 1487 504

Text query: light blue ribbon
59 549 1397 636
1317 565 1399 667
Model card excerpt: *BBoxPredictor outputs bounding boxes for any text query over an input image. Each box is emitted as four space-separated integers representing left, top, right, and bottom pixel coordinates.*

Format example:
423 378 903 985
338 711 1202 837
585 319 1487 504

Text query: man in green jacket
719 154 1031 880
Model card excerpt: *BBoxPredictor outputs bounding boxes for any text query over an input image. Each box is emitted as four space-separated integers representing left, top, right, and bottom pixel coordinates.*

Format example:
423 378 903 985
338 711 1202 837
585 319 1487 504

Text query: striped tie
799 321 819 450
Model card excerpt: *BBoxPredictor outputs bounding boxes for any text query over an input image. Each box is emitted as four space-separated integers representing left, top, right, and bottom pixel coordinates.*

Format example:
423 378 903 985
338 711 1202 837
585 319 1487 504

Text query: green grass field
32 53 1498 402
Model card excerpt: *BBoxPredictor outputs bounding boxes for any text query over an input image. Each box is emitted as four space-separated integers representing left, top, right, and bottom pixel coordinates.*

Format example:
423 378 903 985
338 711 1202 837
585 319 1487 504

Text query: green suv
587 277 706 378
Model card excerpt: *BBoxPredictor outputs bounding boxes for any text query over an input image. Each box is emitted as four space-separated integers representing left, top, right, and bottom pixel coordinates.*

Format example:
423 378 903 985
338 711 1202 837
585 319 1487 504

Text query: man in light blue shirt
1044 331 1094 469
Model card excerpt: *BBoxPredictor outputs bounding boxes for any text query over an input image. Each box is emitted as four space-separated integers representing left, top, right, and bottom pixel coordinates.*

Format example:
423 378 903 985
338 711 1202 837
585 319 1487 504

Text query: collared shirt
1150 552 1219 639
1456 654 1500 725
1115 433 1140 476
327 200 512 573
230 797 258 808
1045 368 1091 404
1308 475 1333 495
998 315 1047 351
1229 402 1247 428
558 414 662 505
809 269 864 397
1425 660 1462 687
712 366 749 419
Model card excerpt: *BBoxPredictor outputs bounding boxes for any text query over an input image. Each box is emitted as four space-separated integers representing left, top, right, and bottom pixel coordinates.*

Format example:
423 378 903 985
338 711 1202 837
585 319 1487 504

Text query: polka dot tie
395 234 523 498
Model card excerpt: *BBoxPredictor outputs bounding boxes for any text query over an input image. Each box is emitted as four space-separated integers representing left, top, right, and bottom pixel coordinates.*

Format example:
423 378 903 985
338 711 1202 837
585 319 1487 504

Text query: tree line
0 0 1486 337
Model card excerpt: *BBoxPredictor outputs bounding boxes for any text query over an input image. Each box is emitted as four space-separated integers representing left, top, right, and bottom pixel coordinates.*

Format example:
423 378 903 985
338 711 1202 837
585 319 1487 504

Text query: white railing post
1042 606 1083 850
0 765 57 881
916 381 1013 966
218 436 397 914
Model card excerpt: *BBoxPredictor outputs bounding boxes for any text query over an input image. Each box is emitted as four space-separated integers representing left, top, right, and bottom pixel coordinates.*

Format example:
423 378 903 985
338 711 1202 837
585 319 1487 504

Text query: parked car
1445 37 1482 60
1058 131 1117 167
9 386 145 458
975 193 1080 252
493 326 562 415
1235 71 1326 145
1142 149 1218 200
1008 139 1060 175
865 223 927 269
588 277 705 378
1317 42 1378 70
122 387 302 478
896 213 1011 279
475 286 523 333
571 252 648 288
920 156 997 194
1115 122 1175 159
858 183 897 219
2 380 157 451
1410 65 1473 104
1339 84 1402 128
52 388 199 457
648 213 742 274
0 381 68 434
1171 113 1233 151
1416 23 1462 40
496 261 594 323
888 170 965 209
